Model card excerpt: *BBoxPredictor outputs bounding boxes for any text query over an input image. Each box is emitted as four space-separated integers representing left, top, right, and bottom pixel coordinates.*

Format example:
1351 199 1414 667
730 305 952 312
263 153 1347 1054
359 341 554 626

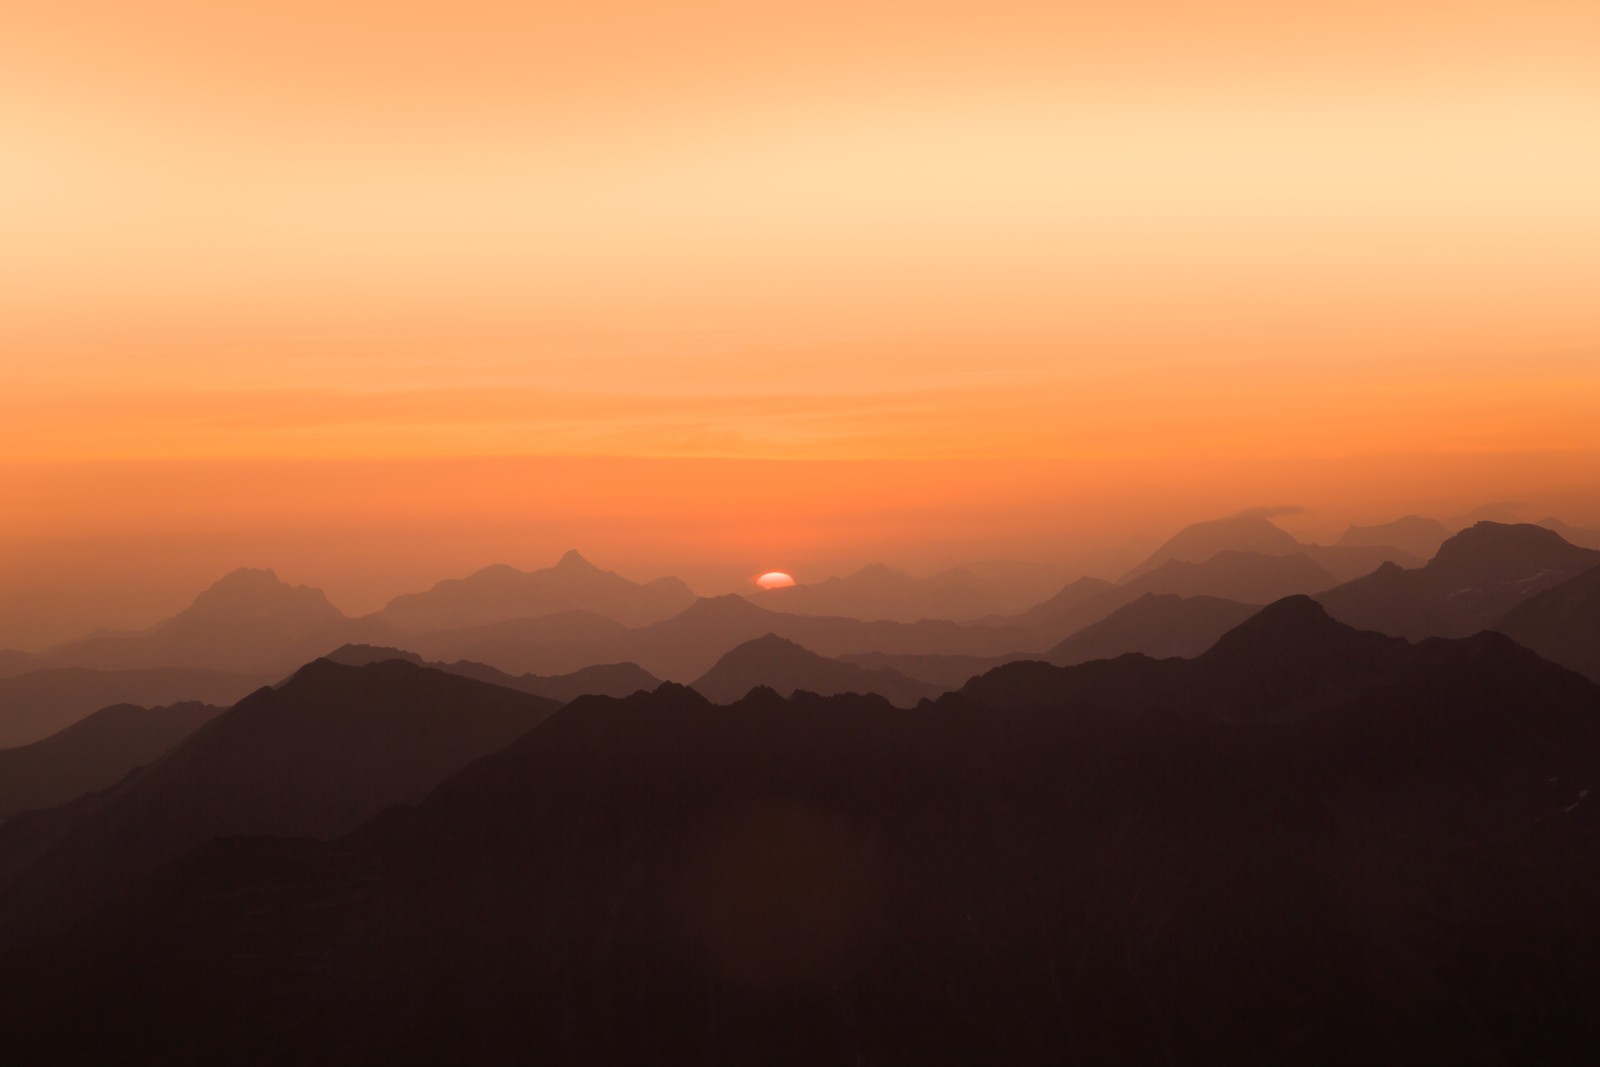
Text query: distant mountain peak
556 549 594 571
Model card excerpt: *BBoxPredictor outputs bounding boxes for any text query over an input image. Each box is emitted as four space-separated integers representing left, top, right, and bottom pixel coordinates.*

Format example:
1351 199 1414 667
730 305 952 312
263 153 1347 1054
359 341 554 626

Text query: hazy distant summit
372 550 695 631
1122 511 1423 584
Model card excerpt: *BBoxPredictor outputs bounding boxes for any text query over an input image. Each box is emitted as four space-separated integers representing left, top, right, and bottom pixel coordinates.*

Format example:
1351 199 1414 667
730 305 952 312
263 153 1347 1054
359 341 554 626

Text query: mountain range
3 596 1595 1063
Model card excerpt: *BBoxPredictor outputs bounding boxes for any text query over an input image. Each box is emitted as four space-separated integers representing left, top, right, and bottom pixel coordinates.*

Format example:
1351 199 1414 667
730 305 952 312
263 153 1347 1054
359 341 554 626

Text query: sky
3 1 1599 647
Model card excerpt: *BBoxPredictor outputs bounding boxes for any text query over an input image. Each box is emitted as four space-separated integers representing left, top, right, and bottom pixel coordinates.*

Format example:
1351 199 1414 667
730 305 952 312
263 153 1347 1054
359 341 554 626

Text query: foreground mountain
45 569 390 673
1317 522 1600 639
0 702 220 821
1495 565 1600 683
689 634 943 706
0 659 557 950
3 599 1597 1064
1045 593 1258 665
371 551 696 631
1334 514 1451 559
320 643 660 701
0 666 266 749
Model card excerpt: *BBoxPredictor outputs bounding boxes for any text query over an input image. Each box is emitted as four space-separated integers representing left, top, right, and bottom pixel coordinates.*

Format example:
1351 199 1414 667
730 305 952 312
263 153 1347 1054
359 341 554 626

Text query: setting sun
755 571 797 590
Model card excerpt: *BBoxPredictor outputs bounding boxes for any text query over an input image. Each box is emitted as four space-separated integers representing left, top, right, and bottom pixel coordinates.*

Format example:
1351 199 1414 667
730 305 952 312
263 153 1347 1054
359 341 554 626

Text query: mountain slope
690 634 943 706
1495 564 1600 683
320 642 660 701
1046 593 1258 665
0 702 220 821
1316 522 1600 639
0 659 557 950
0 666 267 749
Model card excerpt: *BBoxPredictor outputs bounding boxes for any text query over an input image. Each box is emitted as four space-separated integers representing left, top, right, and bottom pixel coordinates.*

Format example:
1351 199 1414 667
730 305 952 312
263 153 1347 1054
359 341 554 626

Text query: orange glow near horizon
3 1 1599 647
756 573 798 591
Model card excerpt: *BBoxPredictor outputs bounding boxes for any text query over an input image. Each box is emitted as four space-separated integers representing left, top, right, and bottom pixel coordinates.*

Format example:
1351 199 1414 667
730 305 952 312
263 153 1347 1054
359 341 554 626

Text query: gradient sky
4 1 1599 647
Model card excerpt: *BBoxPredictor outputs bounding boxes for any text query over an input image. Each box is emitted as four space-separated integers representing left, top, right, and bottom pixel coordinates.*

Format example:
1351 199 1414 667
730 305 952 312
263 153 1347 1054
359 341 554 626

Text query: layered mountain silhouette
1495 564 1600 683
833 650 1029 689
689 634 943 706
370 550 696 631
321 642 660 701
0 701 220 821
0 666 267 749
1316 521 1600 639
1334 514 1450 559
1012 550 1340 646
1122 512 1423 583
1538 516 1600 550
4 598 1597 1064
398 594 1034 681
744 561 1077 624
0 659 557 950
44 568 389 673
1045 592 1258 665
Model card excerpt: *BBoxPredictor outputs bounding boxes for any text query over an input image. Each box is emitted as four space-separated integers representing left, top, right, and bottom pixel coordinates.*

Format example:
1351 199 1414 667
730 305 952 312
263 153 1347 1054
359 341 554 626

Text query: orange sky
3 1 1599 647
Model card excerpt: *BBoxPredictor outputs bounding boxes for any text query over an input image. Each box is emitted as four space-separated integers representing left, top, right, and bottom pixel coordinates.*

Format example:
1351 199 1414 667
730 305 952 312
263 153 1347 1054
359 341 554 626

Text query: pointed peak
211 566 283 587
1203 595 1394 668
556 549 594 570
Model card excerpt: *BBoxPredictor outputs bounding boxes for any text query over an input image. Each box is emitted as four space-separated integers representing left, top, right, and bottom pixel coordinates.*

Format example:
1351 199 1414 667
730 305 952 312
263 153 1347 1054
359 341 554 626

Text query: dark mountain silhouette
1046 593 1258 665
1495 564 1600 683
1538 516 1600 550
690 634 943 706
1334 514 1450 559
834 650 1030 689
370 551 696 631
0 659 556 951
0 702 220 821
44 568 391 673
0 650 35 680
1123 512 1421 584
0 666 267 749
4 599 1598 1064
1316 522 1600 639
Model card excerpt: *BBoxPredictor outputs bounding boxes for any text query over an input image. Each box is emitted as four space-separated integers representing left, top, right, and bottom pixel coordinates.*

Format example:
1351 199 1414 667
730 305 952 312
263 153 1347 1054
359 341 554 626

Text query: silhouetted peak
647 681 712 707
556 549 596 571
467 563 523 580
175 567 343 624
1203 595 1376 665
738 684 788 708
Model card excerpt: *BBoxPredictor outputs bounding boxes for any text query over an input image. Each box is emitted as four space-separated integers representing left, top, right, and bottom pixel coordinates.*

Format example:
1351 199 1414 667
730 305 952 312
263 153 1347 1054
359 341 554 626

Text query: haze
3 0 1598 648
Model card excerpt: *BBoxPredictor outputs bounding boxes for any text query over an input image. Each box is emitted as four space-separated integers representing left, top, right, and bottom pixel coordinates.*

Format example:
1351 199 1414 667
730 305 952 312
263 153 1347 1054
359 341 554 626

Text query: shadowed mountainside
1538 517 1600 551
0 660 557 951
0 666 267 749
689 634 943 706
0 702 220 822
370 550 696 631
2 597 1596 1064
0 651 36 680
1495 564 1600 683
1316 522 1600 640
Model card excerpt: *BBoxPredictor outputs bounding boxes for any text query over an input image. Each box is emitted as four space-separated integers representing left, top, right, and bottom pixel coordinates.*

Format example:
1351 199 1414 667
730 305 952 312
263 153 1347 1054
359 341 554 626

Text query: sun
755 571 796 590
